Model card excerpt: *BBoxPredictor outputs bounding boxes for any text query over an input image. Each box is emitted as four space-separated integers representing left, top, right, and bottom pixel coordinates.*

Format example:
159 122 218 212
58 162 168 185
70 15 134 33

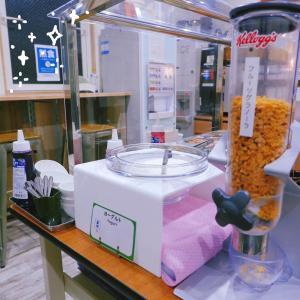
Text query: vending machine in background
199 45 225 131
199 45 218 114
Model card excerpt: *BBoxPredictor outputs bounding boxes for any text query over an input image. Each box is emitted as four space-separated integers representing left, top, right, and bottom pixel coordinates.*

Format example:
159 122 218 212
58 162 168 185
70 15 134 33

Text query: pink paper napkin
162 195 232 286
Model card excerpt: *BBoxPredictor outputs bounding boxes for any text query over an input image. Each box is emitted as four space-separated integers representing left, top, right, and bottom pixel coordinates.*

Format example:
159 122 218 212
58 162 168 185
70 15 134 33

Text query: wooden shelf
0 91 131 102
194 114 228 134
194 113 228 122
0 128 39 144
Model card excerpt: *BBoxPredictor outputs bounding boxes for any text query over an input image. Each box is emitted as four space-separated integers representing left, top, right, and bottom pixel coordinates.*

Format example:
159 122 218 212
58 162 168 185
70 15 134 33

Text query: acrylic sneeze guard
49 0 236 169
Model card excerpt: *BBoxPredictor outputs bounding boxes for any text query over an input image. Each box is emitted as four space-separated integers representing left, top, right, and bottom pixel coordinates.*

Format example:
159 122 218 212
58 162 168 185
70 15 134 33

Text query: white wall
100 27 142 144
0 43 5 95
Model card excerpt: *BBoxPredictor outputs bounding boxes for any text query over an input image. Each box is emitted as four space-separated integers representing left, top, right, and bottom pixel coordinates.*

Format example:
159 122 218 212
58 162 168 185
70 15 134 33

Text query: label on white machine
100 40 110 55
240 57 260 137
90 203 136 261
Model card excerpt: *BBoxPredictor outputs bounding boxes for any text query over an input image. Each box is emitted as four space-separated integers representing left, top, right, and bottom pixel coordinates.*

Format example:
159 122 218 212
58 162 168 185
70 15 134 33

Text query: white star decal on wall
28 32 36 43
18 50 29 66
12 15 27 30
47 25 63 46
69 9 79 25
13 71 29 87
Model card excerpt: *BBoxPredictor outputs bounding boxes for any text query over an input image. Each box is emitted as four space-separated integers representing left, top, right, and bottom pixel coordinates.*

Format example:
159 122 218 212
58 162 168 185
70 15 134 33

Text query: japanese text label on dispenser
90 203 136 261
240 57 260 137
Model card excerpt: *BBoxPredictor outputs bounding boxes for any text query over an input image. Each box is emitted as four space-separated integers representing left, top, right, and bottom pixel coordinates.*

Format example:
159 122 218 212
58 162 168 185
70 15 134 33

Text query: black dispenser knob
212 188 254 231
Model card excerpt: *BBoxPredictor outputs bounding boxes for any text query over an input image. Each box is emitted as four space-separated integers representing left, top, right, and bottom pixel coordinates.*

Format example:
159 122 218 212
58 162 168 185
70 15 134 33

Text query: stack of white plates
35 160 69 177
58 181 75 218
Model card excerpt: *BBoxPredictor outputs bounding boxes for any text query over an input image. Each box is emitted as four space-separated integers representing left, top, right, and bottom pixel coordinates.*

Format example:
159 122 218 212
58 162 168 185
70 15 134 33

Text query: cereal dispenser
210 2 300 290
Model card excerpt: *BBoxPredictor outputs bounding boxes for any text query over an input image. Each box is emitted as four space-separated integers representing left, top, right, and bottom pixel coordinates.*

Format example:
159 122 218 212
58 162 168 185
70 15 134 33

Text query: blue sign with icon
34 44 60 81
37 47 57 73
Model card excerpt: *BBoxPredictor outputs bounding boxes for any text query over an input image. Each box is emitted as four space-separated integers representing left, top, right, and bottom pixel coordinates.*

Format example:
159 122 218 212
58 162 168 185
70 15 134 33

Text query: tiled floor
0 219 79 300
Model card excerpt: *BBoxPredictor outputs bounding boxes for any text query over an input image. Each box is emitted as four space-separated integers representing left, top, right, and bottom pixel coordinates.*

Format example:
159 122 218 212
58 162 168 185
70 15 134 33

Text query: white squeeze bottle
12 130 34 208
106 129 123 151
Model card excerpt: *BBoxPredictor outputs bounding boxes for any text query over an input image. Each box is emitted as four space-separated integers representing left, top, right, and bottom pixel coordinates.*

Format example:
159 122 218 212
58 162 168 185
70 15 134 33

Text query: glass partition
0 99 66 200
100 0 231 40
80 95 128 162
49 0 242 168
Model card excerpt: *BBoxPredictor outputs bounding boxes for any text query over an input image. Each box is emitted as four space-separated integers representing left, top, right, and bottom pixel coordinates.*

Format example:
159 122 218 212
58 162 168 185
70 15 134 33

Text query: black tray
10 200 75 232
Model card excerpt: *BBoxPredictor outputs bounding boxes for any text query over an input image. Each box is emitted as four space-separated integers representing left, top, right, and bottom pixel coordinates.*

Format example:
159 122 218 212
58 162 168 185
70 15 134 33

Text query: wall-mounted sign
34 44 60 82
148 62 175 96
147 62 175 119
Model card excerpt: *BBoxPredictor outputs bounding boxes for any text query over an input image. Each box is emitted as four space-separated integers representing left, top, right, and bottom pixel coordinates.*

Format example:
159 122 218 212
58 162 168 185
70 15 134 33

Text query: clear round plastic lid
106 143 208 178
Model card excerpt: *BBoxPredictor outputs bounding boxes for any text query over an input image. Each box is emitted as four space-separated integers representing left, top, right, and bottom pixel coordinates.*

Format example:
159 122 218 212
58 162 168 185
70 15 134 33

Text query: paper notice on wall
148 62 175 96
148 62 175 117
240 57 260 137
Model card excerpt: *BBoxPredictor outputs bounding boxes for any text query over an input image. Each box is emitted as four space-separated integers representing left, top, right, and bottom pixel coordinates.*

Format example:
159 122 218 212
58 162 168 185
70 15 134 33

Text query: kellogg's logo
236 30 277 48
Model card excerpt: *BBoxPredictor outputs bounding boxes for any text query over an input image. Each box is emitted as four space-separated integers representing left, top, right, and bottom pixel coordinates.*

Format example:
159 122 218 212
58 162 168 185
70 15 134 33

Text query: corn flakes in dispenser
229 96 291 222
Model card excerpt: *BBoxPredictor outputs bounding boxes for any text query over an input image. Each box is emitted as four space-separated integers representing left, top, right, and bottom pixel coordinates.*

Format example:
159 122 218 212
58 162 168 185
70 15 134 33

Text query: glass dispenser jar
227 3 300 237
211 3 300 290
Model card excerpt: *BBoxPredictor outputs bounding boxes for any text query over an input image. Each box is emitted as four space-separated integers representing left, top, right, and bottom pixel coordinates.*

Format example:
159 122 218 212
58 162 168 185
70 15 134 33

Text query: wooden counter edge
9 204 178 300
0 92 131 101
